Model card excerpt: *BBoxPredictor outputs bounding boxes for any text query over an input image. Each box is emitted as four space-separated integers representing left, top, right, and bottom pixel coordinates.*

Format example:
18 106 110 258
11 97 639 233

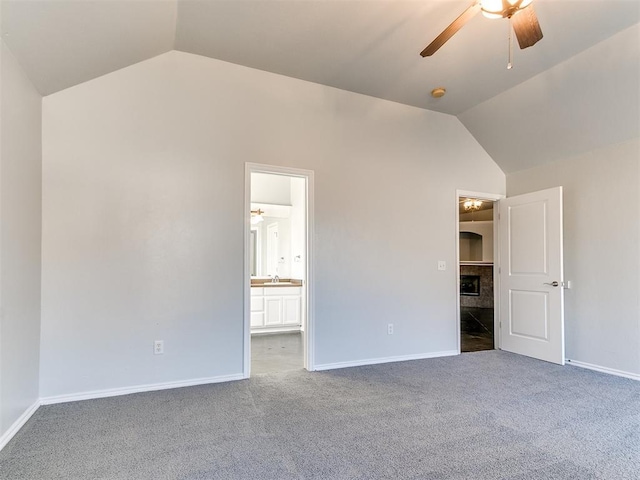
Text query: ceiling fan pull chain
507 17 514 69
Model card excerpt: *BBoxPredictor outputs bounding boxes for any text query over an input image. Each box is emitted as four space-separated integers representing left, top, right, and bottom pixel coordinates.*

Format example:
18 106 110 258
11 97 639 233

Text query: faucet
273 275 280 283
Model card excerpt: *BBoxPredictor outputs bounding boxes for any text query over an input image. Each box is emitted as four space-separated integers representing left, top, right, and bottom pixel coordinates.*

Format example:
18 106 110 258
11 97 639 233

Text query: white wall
40 51 504 397
459 221 493 262
251 172 291 205
0 42 42 437
459 208 492 222
508 139 640 376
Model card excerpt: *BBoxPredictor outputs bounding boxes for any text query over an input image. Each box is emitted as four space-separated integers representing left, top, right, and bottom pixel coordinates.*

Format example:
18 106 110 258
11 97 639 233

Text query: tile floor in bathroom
251 331 303 375
460 307 494 352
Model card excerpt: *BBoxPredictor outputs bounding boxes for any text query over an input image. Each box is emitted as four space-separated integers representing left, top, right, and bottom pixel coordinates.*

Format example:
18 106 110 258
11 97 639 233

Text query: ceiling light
481 0 504 19
431 87 446 98
481 0 533 19
463 199 483 211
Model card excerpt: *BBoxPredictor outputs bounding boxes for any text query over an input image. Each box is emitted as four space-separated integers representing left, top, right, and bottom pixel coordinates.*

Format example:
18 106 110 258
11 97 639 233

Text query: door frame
244 163 315 378
455 190 505 353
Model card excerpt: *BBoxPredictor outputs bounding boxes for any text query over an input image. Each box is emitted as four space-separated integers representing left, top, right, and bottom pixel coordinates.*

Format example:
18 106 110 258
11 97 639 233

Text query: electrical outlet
387 323 394 335
438 261 446 271
154 340 164 355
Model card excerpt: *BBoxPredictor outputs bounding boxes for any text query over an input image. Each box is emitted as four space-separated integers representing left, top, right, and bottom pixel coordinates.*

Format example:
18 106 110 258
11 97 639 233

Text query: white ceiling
460 23 640 172
2 0 639 173
2 0 177 96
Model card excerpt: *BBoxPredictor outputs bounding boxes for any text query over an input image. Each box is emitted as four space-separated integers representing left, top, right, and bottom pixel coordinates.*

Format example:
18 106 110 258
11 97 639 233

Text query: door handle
544 281 559 287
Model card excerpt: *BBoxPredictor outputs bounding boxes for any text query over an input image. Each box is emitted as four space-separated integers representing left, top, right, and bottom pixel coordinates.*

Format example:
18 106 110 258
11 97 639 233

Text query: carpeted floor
1 351 638 479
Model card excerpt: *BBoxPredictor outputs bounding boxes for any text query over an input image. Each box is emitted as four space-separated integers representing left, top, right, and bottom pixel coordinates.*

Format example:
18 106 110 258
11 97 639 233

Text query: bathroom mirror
251 217 291 278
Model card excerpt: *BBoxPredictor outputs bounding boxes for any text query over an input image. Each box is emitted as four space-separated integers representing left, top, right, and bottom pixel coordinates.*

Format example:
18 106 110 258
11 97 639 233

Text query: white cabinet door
250 297 264 312
265 297 283 326
250 312 264 328
282 296 301 325
250 296 265 327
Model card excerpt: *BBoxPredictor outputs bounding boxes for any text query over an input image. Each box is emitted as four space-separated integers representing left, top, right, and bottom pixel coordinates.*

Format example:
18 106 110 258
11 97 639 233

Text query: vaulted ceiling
2 0 639 173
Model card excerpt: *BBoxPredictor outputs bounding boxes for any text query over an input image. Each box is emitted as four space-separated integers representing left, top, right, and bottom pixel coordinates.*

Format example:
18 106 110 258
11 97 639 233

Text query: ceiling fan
420 0 543 57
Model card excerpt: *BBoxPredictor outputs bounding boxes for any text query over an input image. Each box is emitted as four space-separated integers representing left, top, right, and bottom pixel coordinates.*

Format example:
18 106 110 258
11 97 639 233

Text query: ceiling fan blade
511 4 543 49
420 2 481 57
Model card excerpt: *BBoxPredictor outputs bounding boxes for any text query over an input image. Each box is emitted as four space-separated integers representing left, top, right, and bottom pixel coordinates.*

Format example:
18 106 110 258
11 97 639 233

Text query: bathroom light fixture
250 209 264 224
463 199 483 211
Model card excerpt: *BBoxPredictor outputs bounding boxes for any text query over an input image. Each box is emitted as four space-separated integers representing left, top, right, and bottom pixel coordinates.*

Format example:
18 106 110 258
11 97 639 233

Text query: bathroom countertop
251 279 303 288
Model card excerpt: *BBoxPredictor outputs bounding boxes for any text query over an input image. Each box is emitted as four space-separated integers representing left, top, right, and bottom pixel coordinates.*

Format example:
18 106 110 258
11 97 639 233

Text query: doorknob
544 281 559 287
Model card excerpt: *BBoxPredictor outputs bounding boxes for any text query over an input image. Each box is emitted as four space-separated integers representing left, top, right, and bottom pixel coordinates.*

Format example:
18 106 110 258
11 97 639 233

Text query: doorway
456 191 503 353
244 164 314 377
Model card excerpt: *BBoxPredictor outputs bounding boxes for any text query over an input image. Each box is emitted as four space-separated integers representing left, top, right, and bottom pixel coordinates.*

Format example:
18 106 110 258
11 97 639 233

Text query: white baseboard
40 373 245 405
0 400 40 452
566 359 640 381
314 350 459 371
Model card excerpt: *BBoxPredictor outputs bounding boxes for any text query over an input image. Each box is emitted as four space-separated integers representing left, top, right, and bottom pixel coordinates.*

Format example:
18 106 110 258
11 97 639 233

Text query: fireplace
460 275 480 296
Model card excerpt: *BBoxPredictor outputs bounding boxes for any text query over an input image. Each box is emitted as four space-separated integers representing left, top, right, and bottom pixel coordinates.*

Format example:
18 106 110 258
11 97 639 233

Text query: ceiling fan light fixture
481 0 533 19
481 10 503 19
420 0 542 58
481 0 504 18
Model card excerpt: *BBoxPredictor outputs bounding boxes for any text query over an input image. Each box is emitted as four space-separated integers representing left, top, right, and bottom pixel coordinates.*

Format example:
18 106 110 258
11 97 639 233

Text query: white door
498 187 564 365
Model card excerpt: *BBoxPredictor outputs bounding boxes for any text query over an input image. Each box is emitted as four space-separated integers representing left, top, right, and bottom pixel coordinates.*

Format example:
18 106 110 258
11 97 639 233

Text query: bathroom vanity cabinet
250 286 302 332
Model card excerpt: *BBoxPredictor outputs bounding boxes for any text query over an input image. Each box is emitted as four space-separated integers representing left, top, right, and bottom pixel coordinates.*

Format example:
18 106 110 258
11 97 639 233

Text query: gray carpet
1 351 638 479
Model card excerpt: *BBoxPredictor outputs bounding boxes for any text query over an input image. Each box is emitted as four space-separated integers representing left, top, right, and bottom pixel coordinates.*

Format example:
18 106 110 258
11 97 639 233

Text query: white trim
251 326 301 335
566 359 640 381
40 373 245 405
245 163 315 376
0 400 40 451
457 190 504 203
244 164 252 378
493 200 502 350
314 350 458 371
455 190 504 354
305 171 315 370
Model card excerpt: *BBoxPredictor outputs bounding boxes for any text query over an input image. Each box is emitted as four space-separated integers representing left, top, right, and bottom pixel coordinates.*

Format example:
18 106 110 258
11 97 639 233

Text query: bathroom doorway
244 164 314 377
457 192 500 353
